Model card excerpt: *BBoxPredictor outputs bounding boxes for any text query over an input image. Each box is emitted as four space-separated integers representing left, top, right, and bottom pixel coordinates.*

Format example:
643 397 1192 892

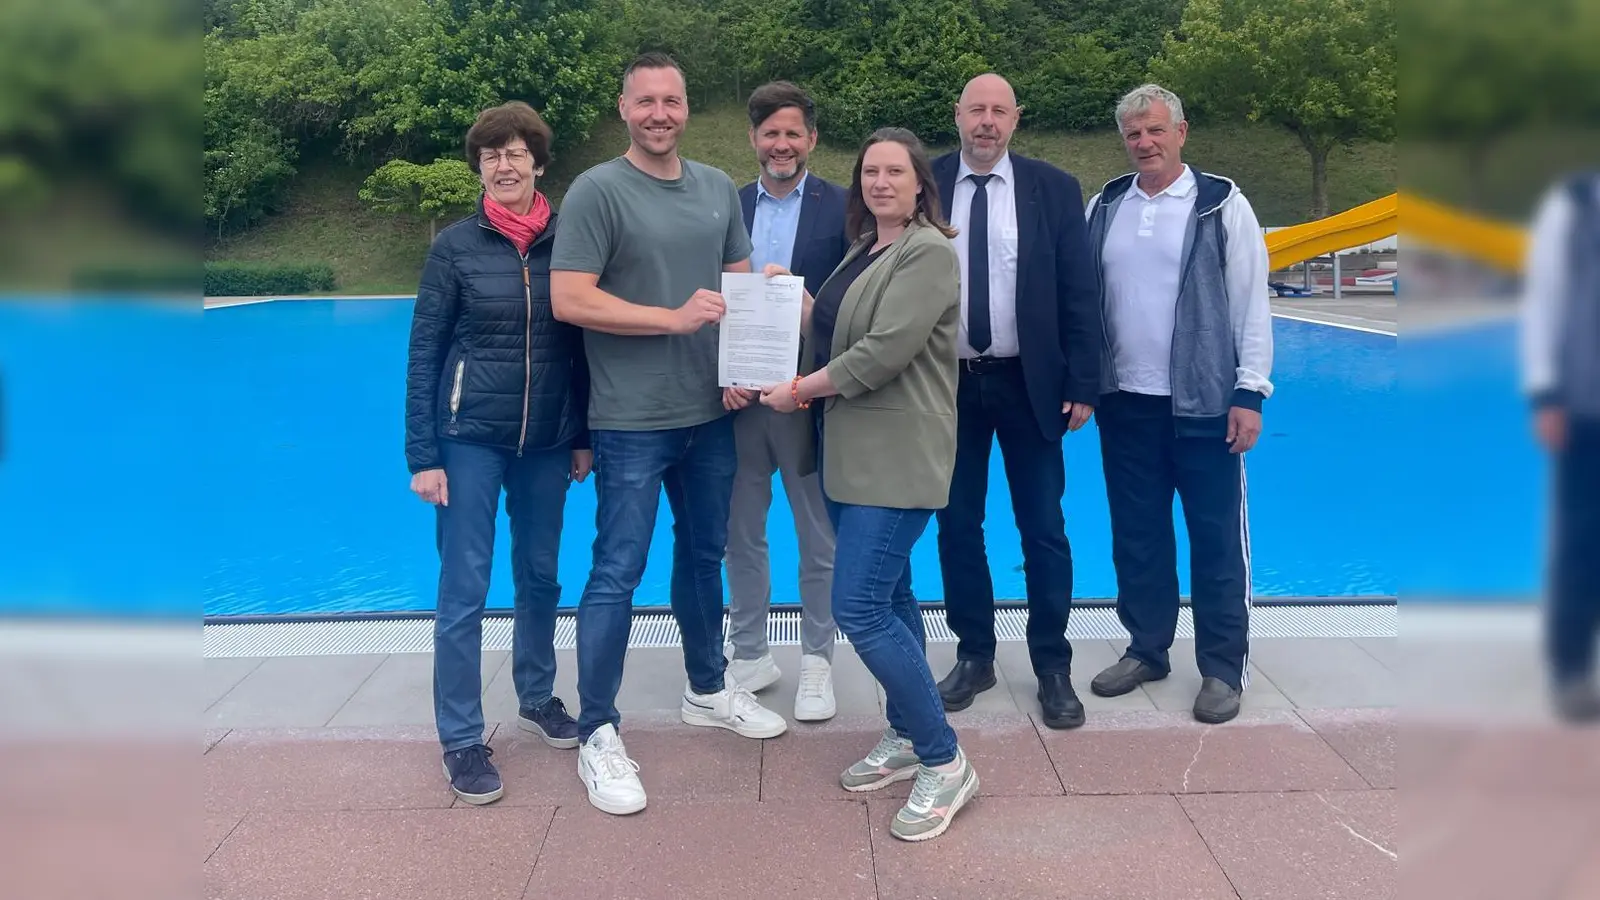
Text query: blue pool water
0 299 1539 619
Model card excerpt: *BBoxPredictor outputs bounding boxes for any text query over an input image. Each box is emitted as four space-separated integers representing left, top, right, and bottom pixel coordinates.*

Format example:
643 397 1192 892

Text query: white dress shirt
1521 180 1576 399
950 152 1020 359
1102 164 1199 396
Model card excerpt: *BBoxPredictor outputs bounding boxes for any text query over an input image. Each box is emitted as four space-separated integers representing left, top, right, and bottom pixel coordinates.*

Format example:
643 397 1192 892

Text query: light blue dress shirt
750 172 809 273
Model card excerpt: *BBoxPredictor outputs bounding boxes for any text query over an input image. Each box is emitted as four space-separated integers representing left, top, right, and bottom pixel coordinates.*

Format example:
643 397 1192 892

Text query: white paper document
717 273 805 389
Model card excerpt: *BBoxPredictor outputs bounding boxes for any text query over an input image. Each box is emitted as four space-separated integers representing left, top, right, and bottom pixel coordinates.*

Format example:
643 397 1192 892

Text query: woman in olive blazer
758 127 977 843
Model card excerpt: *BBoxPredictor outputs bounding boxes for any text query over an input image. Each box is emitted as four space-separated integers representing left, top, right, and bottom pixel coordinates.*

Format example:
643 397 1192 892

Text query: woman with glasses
404 101 590 804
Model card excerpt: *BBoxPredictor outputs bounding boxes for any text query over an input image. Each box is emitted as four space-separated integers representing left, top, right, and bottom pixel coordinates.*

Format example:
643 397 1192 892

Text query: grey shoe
1193 677 1242 724
1090 658 1165 697
841 728 921 792
1553 679 1600 724
889 749 980 842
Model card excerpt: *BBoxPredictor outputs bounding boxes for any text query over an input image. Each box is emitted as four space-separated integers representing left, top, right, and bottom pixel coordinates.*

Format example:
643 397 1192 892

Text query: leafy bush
204 262 336 296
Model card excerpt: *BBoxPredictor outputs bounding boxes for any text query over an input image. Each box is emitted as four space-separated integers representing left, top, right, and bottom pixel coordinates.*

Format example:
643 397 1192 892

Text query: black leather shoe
1192 677 1242 724
1037 673 1085 729
1090 658 1165 697
937 660 997 711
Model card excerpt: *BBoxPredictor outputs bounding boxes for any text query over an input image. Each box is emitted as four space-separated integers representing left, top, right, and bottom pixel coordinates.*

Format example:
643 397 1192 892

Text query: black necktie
967 173 995 355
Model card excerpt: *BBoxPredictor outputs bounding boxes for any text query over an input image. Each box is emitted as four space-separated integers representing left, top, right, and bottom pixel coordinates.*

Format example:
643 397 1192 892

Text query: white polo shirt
1102 164 1198 396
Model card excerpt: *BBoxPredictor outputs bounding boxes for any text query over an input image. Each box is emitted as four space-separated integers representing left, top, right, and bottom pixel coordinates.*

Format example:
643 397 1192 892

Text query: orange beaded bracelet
791 375 811 409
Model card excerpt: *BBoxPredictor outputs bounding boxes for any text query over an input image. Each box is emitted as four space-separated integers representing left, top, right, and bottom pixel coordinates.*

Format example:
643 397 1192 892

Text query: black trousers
1097 391 1251 690
936 362 1075 676
1547 417 1600 683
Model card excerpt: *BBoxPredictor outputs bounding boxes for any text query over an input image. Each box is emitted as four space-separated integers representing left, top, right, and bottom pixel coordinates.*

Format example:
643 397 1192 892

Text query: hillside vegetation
210 105 1395 295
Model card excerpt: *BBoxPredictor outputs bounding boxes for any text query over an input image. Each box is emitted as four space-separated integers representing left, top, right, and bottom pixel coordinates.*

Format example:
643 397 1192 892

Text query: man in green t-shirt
550 51 788 818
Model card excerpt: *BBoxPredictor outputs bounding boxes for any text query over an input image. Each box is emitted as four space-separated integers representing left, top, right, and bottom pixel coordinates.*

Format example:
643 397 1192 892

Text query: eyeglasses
480 147 531 165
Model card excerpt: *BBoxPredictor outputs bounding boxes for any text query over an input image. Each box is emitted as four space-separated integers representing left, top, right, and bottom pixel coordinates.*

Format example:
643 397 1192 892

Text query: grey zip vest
1086 170 1250 434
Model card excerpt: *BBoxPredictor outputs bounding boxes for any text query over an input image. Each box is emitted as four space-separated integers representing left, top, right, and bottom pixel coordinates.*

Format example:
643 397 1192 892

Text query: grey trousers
726 404 837 660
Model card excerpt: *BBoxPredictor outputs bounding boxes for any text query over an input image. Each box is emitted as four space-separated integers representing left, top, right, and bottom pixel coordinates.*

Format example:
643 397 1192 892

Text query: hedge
204 261 337 296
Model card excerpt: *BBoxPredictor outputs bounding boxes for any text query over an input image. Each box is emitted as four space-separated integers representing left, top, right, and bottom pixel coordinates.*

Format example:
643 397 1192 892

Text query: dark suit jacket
739 172 852 299
933 151 1102 443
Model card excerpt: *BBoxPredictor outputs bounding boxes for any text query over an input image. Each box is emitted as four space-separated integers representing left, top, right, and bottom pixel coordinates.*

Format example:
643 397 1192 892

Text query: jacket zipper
448 358 465 434
518 258 531 457
476 218 540 458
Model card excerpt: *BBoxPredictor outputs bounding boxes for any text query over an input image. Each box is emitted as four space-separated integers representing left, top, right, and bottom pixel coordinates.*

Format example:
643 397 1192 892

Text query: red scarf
483 191 552 255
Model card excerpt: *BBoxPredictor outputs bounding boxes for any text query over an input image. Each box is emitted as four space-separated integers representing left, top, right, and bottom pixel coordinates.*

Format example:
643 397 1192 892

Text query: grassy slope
209 105 1396 294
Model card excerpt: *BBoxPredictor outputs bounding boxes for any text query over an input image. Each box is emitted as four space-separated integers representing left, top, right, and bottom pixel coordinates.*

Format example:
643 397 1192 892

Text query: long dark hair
844 127 958 242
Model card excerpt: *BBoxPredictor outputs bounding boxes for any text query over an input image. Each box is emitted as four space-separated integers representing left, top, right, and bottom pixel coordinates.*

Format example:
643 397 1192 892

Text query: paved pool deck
181 604 1600 900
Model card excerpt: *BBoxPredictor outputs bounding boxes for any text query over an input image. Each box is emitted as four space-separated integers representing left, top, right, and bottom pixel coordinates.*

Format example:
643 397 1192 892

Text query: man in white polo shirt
1082 83 1273 725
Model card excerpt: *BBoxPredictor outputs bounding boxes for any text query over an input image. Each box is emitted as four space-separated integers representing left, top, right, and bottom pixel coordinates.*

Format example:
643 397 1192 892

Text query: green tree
1151 0 1396 219
1400 0 1600 212
346 0 622 160
358 158 482 241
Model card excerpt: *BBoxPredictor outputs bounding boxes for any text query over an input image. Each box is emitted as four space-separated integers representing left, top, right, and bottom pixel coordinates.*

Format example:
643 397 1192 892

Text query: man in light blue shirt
726 82 851 722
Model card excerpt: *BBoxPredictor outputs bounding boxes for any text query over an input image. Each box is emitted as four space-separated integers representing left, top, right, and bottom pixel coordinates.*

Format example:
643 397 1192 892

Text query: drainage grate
203 604 1394 658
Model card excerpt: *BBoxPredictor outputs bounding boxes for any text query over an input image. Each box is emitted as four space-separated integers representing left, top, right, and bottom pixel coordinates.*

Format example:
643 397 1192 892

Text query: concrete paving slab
329 651 506 727
1404 790 1600 900
1181 789 1397 900
614 645 698 713
1435 723 1600 797
205 807 552 900
868 794 1237 900
1556 842 1600 900
204 729 231 754
1352 636 1398 671
528 800 876 900
204 655 385 729
1296 707 1396 789
1037 709 1368 795
202 658 264 710
205 811 246 862
9 803 195 900
1247 638 1395 708
484 710 760 808
204 725 456 812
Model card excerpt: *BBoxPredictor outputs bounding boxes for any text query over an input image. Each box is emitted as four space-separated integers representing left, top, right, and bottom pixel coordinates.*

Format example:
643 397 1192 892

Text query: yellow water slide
1266 193 1397 272
1264 191 1529 273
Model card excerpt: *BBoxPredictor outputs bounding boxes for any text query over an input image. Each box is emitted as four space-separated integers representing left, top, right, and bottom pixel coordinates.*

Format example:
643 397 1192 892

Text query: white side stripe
1239 456 1254 689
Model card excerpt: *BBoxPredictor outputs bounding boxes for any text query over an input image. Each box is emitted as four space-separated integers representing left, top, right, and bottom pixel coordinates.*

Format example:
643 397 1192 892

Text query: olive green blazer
800 219 962 509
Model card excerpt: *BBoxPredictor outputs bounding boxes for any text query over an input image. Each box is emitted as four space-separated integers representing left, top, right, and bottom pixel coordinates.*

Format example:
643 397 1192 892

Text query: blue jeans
817 424 960 767
576 415 737 740
434 439 571 753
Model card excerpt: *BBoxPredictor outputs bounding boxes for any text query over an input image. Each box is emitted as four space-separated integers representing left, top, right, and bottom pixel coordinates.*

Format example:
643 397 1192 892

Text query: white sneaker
577 724 646 816
725 654 782 692
794 654 837 721
681 682 789 738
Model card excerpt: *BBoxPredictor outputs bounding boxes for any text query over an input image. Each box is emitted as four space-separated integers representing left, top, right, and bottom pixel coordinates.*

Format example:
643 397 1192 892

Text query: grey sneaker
840 728 921 792
890 749 980 842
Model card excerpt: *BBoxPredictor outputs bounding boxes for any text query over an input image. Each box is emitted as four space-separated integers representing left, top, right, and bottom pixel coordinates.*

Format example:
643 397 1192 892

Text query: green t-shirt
551 155 754 432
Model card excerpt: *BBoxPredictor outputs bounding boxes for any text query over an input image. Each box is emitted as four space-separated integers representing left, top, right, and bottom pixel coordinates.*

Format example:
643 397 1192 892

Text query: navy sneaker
518 696 580 749
442 744 503 805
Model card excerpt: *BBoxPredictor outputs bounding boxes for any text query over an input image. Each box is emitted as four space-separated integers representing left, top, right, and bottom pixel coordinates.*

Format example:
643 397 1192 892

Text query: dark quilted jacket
404 199 588 474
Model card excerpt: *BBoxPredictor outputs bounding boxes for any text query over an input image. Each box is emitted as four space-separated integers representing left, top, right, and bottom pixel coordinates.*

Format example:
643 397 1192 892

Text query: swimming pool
0 298 1530 620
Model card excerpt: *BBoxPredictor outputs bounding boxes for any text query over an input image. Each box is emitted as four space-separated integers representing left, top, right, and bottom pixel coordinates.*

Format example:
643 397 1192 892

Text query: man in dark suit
930 73 1102 729
724 81 852 721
